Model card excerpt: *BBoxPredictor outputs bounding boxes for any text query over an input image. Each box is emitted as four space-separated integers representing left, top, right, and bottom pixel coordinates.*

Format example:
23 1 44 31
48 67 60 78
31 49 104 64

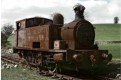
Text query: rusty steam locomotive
13 4 112 73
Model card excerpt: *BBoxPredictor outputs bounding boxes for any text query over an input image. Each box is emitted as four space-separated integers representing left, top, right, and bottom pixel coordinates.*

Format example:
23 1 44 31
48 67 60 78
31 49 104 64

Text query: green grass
94 24 121 41
94 24 121 59
1 66 55 80
98 43 121 59
7 34 14 47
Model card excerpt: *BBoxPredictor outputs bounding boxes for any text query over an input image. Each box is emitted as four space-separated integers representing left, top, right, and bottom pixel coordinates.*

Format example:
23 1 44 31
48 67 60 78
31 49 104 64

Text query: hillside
94 24 121 41
93 24 121 59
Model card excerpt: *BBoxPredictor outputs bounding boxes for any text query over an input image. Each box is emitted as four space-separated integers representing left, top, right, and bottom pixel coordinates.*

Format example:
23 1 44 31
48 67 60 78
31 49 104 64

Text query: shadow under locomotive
13 4 112 75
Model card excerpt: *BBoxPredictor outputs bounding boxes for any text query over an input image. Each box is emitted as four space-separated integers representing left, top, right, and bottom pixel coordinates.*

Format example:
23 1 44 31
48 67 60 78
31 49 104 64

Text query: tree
114 16 119 24
1 24 14 48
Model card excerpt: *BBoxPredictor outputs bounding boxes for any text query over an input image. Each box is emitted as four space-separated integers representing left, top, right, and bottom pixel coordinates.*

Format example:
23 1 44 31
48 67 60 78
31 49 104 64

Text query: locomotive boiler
13 4 112 74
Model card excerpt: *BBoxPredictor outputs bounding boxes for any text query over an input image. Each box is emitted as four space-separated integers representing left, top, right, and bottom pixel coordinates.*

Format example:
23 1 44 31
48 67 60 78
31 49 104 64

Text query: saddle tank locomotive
13 4 112 74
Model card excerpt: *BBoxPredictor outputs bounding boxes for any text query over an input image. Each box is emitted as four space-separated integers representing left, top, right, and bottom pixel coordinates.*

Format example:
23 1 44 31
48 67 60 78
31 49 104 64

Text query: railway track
1 55 119 80
1 55 83 80
1 55 20 65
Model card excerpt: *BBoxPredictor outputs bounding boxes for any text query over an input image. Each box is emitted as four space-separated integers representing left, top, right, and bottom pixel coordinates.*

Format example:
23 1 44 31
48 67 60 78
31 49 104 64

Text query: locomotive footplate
13 47 67 53
13 47 49 52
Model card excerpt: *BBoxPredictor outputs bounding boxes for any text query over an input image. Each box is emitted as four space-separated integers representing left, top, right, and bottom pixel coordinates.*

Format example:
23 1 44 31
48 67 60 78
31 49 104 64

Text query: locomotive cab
14 17 53 49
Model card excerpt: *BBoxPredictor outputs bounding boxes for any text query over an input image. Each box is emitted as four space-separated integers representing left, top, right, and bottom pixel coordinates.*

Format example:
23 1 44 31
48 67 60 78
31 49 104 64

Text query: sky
1 0 121 28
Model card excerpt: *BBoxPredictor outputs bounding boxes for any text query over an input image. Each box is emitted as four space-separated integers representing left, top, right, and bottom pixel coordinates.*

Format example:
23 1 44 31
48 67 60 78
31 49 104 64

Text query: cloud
1 6 74 27
1 0 121 27
83 0 121 23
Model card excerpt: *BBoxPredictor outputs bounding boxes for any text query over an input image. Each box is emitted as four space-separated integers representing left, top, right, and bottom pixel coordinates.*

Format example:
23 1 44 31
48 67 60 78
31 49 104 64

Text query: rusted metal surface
15 17 53 49
18 29 26 47
53 13 64 25
25 25 50 49
53 53 63 62
66 50 109 69
13 31 17 47
61 20 79 49
61 19 95 50
16 17 52 28
16 20 26 29
14 17 63 50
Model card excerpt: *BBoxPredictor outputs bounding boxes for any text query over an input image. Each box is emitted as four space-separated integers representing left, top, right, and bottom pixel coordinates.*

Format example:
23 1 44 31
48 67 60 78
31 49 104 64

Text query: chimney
73 3 85 20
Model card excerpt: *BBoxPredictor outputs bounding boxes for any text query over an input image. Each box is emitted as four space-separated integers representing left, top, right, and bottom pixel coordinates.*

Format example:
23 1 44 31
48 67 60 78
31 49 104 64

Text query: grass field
94 24 121 40
7 34 14 47
98 43 121 59
8 24 121 59
94 24 121 59
1 66 55 80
